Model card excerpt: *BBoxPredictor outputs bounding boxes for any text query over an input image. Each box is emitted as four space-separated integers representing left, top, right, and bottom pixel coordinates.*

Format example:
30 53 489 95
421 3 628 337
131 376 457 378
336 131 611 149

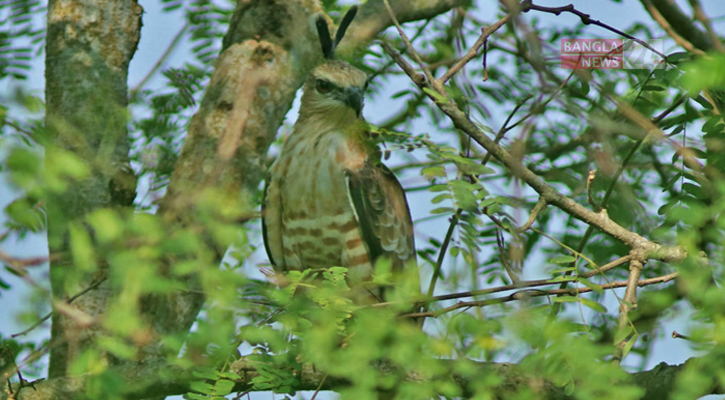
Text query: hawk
262 6 416 303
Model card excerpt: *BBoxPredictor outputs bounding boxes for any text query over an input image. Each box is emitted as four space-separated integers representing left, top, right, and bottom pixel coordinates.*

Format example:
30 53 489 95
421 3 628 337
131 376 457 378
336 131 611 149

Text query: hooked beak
343 87 363 117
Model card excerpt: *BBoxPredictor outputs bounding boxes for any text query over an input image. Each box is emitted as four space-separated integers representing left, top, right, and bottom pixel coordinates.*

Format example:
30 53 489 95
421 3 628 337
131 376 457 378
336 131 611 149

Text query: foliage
0 0 44 81
2 0 725 399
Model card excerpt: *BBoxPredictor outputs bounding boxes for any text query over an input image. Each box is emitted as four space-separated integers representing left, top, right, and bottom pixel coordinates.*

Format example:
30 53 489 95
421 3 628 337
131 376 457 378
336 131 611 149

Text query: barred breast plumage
261 55 415 304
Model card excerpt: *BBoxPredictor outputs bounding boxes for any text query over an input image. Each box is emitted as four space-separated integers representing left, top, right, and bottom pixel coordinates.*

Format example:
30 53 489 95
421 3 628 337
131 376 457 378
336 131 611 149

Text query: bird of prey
262 6 416 303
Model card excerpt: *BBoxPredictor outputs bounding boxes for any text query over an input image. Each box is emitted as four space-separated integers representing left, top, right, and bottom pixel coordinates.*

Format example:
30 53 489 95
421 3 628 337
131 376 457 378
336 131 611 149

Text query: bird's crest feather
315 5 358 60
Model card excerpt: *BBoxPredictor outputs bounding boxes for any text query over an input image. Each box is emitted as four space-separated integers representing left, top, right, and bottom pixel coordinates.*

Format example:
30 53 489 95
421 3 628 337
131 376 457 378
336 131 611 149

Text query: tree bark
45 0 142 378
3 356 722 400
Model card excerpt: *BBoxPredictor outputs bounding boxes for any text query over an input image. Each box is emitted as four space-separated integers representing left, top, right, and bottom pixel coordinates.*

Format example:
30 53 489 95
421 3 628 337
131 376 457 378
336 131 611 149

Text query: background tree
1 0 725 399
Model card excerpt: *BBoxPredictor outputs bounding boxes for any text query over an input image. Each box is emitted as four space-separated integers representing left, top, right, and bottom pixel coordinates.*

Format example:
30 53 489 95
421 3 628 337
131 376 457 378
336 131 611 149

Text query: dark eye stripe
316 78 335 94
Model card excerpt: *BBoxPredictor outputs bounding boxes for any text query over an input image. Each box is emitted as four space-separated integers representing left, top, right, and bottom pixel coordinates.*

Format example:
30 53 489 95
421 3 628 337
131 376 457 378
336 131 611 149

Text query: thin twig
652 94 687 124
481 93 534 166
0 249 48 271
425 211 460 300
373 255 633 308
382 0 437 90
422 276 575 304
11 277 107 338
440 14 512 83
523 1 669 60
580 255 632 279
672 331 691 340
2 119 35 137
403 272 677 319
494 226 519 283
550 85 686 316
369 19 432 84
130 22 189 96
613 256 645 364
485 69 575 166
310 373 329 400
586 169 599 210
515 196 547 233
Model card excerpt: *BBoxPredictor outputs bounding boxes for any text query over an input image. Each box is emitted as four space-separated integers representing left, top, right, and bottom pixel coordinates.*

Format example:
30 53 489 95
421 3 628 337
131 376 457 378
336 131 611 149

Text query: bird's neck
294 111 369 142
298 106 360 127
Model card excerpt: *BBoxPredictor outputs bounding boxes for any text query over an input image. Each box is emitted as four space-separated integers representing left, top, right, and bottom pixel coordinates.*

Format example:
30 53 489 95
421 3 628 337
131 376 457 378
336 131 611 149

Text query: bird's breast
270 131 372 273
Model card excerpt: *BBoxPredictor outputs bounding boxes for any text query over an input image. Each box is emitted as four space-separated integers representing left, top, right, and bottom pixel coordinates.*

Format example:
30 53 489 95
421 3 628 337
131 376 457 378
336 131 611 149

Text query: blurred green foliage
1 0 725 399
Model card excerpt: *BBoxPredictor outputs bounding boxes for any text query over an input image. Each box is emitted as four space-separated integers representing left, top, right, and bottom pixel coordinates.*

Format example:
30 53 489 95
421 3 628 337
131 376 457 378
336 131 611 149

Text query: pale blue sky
1 0 724 398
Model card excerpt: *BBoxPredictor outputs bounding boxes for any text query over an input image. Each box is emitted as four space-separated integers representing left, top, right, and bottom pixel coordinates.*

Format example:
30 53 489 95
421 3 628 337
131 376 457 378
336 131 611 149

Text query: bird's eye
316 79 333 94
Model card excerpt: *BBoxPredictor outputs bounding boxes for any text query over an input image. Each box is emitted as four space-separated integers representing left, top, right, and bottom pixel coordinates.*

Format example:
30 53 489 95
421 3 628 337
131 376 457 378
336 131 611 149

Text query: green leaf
219 371 241 380
614 325 634 344
578 277 604 294
190 381 214 395
579 297 607 313
682 53 725 93
565 381 576 396
449 180 480 212
391 89 412 99
549 276 577 283
549 255 577 264
666 52 691 63
550 267 576 274
422 165 446 178
214 379 235 395
622 334 639 358
702 115 724 134
642 84 665 91
69 224 95 271
551 297 579 303
431 193 451 204
97 337 135 360
192 369 219 380
423 87 447 103
4 198 45 232
657 198 679 215
87 209 123 244
691 95 713 110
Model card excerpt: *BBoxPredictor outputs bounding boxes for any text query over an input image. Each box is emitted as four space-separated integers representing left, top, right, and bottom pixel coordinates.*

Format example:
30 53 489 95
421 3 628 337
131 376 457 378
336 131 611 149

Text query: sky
1 0 724 399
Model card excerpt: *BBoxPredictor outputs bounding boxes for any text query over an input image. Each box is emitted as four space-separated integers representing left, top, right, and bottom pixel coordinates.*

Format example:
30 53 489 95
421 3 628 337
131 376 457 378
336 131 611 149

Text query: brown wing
261 175 283 270
345 160 416 272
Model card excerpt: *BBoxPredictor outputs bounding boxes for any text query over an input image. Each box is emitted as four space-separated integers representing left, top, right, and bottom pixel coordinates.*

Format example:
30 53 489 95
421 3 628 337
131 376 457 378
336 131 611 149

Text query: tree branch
522 1 668 60
613 256 645 364
403 272 677 319
380 42 689 264
440 14 511 83
3 352 720 400
640 0 715 53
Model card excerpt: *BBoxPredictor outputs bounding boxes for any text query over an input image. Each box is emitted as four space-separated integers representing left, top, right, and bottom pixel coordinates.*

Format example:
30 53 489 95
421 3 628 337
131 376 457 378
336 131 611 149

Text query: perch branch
403 272 677 319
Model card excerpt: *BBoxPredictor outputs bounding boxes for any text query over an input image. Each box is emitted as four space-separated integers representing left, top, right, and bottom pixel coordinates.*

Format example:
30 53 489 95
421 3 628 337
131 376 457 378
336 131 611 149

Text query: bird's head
300 60 368 120
298 6 368 122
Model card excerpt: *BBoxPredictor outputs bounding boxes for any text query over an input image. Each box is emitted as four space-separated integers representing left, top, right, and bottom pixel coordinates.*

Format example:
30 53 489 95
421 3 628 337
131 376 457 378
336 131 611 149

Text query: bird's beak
344 87 363 117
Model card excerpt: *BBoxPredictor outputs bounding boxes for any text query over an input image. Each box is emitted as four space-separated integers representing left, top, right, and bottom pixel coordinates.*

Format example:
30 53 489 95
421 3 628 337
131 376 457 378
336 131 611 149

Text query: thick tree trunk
3 356 723 400
45 0 141 378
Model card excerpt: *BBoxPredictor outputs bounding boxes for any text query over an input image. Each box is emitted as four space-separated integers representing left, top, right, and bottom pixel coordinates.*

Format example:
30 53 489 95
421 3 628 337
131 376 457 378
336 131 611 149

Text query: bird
261 6 417 304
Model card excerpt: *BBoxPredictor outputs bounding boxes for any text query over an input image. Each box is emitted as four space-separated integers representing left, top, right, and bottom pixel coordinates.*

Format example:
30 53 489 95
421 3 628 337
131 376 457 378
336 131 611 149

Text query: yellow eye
316 79 333 94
